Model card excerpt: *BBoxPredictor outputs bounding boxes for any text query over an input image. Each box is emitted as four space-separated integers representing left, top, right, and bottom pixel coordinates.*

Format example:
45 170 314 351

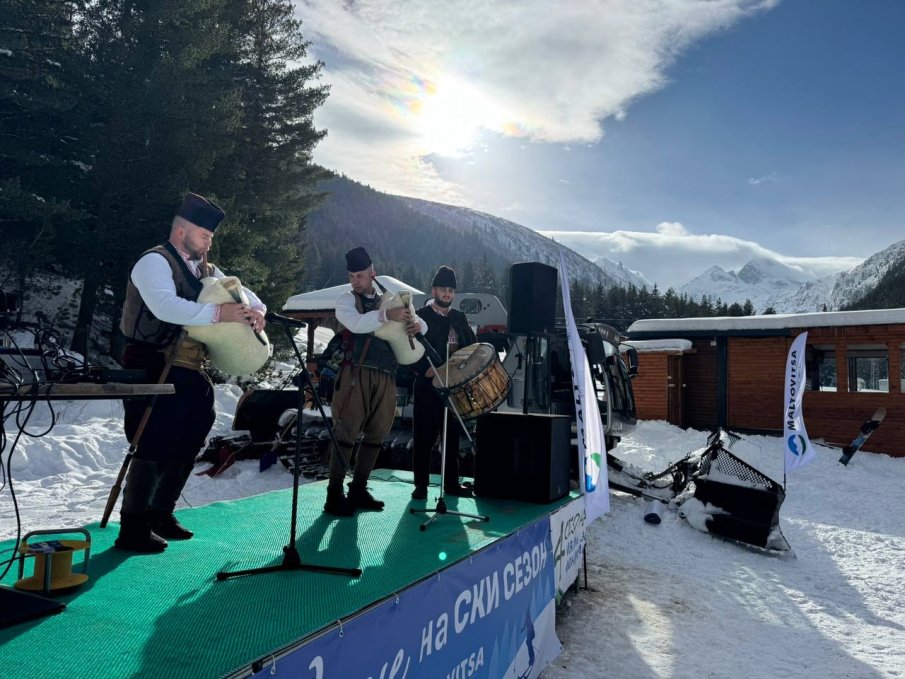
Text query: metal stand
410 341 489 531
217 323 361 581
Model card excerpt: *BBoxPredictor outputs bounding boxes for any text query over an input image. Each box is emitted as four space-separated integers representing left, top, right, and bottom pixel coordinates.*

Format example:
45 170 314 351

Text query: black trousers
122 343 215 465
412 378 463 489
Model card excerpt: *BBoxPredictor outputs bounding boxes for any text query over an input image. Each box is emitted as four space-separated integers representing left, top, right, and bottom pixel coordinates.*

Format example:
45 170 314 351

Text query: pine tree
213 0 329 310
69 0 247 355
0 1 89 285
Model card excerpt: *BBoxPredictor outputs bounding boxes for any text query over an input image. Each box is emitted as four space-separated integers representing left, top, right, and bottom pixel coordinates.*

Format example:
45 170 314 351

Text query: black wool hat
177 192 225 232
431 265 457 289
345 247 372 272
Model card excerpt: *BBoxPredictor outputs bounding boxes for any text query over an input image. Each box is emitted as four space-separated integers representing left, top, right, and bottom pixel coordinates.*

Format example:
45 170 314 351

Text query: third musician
410 266 477 500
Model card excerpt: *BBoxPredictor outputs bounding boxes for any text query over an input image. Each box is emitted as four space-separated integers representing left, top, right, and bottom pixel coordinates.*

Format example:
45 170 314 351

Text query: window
459 298 482 315
807 345 837 391
900 344 905 393
846 345 888 393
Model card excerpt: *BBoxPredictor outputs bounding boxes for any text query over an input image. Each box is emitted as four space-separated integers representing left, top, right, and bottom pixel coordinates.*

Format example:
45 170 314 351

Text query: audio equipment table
0 382 175 628
0 383 174 400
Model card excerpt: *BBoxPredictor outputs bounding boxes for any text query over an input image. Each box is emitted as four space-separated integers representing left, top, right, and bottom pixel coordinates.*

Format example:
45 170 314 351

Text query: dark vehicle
499 322 638 449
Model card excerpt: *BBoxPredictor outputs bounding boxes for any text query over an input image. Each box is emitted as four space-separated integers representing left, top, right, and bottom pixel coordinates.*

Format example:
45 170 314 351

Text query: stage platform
0 472 581 678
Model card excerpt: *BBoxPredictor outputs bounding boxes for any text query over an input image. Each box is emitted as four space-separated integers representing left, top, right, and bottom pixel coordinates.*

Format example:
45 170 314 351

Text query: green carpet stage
0 472 580 679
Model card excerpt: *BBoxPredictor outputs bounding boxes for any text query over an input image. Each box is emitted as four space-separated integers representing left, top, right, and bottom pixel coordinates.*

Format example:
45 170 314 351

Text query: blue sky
296 0 904 288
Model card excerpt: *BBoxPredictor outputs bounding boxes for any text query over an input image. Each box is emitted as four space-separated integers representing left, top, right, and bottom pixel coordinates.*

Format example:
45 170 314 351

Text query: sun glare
413 76 493 157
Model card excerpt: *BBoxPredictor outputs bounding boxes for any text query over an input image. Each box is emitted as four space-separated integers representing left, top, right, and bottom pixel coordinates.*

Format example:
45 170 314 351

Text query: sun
412 76 494 157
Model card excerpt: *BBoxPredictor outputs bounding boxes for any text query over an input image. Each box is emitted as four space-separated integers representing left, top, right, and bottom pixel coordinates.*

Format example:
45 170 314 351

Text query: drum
432 343 511 420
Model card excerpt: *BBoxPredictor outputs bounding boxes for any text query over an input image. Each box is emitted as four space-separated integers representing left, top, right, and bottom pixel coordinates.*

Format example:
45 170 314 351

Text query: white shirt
130 252 265 326
335 290 427 335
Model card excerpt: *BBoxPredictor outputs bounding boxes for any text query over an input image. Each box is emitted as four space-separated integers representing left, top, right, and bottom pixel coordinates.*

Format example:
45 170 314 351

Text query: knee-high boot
148 461 195 539
323 443 356 517
347 442 384 510
115 458 167 553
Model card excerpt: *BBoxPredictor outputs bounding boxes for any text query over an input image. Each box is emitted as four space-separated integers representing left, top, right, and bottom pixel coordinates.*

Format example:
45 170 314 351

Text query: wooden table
0 382 175 628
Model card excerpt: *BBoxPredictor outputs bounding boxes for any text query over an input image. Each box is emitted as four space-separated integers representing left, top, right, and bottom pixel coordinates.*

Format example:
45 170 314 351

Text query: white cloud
537 226 861 289
296 0 779 201
748 172 779 185
656 221 689 236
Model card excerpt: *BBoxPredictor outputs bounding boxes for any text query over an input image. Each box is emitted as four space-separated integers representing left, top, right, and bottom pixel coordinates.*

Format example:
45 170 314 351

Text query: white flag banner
784 331 815 473
559 251 610 521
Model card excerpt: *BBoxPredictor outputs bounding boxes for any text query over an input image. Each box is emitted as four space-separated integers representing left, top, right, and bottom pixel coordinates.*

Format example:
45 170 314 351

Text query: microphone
265 312 307 329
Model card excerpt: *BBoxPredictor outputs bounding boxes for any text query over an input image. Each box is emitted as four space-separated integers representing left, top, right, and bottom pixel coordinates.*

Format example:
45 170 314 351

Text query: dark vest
344 292 397 374
414 304 477 379
120 243 212 348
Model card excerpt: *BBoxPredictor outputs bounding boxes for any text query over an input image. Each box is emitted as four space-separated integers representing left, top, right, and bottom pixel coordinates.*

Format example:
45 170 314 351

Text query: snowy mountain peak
677 239 905 313
737 257 812 286
681 258 817 310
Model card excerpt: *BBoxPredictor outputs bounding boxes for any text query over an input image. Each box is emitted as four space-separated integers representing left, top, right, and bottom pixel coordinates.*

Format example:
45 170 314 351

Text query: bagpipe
186 276 272 376
371 278 424 366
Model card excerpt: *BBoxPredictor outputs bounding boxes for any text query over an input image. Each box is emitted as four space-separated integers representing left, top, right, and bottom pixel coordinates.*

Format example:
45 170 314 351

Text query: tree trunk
70 267 102 358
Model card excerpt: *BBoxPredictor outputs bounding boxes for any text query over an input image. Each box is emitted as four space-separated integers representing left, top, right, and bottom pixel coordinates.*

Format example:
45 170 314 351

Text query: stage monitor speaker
507 262 557 335
475 412 571 503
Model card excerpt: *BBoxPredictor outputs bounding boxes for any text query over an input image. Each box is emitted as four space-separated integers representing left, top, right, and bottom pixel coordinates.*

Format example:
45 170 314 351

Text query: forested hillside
303 176 509 292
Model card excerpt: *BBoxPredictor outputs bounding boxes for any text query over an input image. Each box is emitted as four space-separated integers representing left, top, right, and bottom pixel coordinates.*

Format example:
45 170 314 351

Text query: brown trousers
328 364 397 492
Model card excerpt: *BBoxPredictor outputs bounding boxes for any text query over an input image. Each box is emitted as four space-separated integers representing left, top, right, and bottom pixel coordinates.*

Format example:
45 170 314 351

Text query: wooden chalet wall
798 325 903 457
726 337 786 430
629 321 905 457
685 326 903 457
631 353 670 421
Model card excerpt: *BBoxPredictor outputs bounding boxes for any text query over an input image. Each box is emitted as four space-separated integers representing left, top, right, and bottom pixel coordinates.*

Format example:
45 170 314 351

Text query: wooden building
626 309 905 458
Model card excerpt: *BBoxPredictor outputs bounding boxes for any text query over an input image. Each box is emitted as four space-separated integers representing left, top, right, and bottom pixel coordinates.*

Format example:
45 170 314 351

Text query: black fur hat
177 192 225 232
431 265 457 289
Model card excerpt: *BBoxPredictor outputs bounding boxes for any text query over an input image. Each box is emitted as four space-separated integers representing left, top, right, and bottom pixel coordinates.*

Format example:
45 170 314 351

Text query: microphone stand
217 321 361 581
410 337 489 531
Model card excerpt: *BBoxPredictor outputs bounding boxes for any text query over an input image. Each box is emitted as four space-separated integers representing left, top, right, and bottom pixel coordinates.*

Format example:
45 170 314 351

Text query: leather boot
148 461 195 538
323 488 356 517
148 510 194 540
115 459 167 552
114 512 168 553
444 483 474 498
347 482 385 511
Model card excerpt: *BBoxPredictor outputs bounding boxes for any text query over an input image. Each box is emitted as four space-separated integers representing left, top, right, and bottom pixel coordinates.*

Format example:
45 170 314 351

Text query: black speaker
475 412 571 503
507 262 557 334
233 389 300 441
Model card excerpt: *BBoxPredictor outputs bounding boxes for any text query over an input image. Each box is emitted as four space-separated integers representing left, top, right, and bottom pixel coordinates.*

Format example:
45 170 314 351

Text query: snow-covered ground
2 394 903 678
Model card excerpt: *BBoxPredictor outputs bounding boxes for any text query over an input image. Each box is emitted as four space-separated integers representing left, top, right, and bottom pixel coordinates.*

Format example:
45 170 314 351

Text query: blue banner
253 518 561 679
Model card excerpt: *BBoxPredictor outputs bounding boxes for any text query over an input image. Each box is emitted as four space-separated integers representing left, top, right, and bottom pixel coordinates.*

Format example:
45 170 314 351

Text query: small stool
15 528 91 595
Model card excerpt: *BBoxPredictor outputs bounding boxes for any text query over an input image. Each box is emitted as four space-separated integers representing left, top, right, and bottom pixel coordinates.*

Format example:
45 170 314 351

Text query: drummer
410 266 477 500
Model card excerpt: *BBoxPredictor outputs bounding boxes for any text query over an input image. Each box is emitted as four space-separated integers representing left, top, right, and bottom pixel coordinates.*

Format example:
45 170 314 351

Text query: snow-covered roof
623 339 694 353
282 276 423 312
628 307 905 336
